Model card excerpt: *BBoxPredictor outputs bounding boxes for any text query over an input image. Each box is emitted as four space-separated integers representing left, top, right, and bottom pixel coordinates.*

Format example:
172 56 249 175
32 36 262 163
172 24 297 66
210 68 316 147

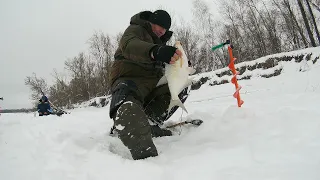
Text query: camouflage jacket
110 11 172 85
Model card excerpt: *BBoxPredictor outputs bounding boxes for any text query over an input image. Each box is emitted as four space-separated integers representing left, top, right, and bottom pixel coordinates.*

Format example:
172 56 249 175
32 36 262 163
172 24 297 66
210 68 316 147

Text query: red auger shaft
228 46 244 107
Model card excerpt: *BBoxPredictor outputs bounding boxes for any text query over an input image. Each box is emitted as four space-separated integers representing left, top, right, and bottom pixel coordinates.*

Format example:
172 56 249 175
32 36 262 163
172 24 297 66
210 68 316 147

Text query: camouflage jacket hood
110 11 173 85
130 11 173 44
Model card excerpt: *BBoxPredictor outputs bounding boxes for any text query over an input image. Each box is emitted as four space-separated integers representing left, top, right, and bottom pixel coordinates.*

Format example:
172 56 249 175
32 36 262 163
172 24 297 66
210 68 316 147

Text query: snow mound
1 47 320 180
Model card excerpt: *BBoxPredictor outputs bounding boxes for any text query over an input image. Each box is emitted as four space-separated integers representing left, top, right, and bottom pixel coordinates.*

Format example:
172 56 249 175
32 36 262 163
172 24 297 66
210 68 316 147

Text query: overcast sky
0 0 219 109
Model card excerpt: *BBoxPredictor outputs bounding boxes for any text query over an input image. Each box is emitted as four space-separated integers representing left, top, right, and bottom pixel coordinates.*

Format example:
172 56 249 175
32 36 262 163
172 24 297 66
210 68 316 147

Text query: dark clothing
109 11 189 160
109 79 189 125
109 11 173 118
41 95 48 102
148 10 171 29
110 79 190 160
113 95 158 160
110 11 172 85
37 102 52 116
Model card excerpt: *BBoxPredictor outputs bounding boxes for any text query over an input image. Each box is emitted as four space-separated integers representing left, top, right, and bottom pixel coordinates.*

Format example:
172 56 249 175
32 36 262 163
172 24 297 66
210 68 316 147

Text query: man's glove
151 45 177 64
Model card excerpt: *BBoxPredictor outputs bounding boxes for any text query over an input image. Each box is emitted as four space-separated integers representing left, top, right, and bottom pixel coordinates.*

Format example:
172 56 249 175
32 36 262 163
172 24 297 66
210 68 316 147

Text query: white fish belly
165 64 189 100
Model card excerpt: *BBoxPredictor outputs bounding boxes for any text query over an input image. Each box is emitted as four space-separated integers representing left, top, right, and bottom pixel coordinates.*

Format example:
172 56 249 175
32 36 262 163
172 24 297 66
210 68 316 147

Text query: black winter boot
114 97 158 160
150 125 172 137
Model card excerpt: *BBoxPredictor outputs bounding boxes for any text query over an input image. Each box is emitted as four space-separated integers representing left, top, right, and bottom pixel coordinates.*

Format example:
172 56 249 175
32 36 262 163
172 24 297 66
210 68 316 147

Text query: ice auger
211 40 244 107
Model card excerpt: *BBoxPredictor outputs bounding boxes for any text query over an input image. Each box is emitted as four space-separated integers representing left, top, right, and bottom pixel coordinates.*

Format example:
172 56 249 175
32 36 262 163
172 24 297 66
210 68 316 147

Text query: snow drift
1 47 320 180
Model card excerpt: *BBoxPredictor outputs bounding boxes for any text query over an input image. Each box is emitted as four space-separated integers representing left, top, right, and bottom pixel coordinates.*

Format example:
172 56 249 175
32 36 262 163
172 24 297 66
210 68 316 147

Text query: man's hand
170 49 182 64
151 45 182 64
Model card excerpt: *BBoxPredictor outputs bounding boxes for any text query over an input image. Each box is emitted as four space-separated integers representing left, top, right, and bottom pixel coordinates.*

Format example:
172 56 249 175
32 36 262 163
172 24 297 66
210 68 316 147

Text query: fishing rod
190 88 271 103
165 119 203 128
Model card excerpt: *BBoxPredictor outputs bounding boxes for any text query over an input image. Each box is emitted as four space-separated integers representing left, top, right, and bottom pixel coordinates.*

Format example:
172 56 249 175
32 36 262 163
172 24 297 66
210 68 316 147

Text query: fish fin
168 99 188 113
186 79 193 86
188 67 196 75
183 78 195 88
178 78 194 93
156 76 168 87
188 77 198 85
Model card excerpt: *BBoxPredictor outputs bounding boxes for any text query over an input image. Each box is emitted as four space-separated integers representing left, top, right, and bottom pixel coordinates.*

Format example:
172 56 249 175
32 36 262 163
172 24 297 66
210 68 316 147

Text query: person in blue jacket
37 96 53 116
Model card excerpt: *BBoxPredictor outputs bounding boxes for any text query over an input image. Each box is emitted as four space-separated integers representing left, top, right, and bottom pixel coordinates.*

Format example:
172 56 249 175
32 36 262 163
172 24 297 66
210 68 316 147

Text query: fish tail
168 99 188 113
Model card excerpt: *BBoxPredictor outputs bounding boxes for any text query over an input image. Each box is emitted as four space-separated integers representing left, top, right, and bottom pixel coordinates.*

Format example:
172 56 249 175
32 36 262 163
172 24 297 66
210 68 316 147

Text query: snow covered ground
1 48 320 180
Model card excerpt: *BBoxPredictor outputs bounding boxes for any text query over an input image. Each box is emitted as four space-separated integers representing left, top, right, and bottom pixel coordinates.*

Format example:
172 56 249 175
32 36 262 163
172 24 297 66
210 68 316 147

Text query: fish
156 41 196 113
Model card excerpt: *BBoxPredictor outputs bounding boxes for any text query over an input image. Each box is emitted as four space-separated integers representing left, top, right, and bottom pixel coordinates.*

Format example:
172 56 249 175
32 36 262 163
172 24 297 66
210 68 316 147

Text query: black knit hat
148 10 171 30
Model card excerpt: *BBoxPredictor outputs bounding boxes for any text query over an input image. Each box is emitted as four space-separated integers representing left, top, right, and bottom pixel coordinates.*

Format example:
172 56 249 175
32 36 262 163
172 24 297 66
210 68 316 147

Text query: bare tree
25 73 49 104
309 0 320 12
65 52 96 103
272 0 306 49
115 32 123 48
305 0 320 44
192 0 225 71
88 31 115 95
297 0 317 46
48 69 72 108
249 0 282 53
173 24 201 72
216 0 316 63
